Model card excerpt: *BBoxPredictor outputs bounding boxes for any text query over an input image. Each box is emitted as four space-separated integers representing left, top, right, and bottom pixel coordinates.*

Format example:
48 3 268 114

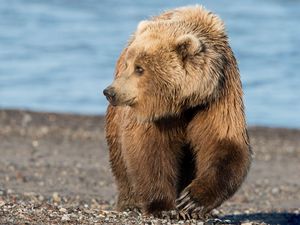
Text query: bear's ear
137 20 151 34
175 34 204 59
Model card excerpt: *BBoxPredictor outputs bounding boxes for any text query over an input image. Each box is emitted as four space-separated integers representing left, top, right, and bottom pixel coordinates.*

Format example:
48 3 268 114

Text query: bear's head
104 7 236 122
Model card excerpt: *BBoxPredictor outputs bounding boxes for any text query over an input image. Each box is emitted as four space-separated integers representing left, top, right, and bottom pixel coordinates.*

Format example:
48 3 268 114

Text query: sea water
0 0 299 128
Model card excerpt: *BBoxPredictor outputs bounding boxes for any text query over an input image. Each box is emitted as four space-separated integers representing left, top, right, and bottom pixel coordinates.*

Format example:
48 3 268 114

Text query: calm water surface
0 0 299 127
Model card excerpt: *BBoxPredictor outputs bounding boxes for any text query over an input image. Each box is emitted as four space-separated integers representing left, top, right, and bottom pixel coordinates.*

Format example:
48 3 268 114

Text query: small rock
59 207 67 213
98 213 106 218
32 140 39 148
84 209 93 214
40 126 49 134
0 201 5 207
61 214 70 221
99 181 106 186
271 187 280 194
38 195 44 201
233 210 240 215
211 209 220 216
52 192 61 202
205 218 222 224
22 114 32 126
69 213 77 218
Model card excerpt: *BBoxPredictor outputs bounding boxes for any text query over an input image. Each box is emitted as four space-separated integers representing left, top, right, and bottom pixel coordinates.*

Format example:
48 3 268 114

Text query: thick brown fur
104 5 252 217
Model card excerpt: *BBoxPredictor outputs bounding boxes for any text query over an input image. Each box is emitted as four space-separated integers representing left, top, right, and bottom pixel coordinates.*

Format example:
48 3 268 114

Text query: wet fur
105 5 252 217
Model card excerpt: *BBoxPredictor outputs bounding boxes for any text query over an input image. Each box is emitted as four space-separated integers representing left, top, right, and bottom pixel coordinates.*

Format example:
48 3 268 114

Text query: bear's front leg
105 106 141 211
176 138 251 217
122 121 181 215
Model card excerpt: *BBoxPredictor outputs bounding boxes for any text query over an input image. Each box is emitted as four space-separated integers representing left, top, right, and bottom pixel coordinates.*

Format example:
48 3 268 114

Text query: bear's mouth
106 96 118 106
123 98 136 107
106 97 136 107
105 95 113 103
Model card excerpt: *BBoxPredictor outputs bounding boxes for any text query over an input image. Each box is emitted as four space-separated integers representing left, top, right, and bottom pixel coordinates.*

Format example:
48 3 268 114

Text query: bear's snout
103 86 117 105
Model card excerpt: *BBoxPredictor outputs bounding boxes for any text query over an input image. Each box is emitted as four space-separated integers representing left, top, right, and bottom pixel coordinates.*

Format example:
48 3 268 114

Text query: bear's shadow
218 212 300 225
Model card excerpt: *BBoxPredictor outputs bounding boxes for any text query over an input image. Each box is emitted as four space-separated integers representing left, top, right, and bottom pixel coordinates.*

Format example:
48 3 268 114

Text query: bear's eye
134 65 144 75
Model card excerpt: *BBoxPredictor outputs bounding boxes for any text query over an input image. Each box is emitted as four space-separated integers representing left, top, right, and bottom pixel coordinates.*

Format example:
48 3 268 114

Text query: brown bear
103 5 252 218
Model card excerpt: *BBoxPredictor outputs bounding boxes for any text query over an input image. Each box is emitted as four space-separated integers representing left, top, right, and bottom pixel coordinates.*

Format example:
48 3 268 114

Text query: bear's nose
103 87 116 101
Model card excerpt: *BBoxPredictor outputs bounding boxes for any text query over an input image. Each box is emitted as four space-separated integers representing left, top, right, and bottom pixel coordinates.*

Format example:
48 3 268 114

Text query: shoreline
0 109 299 224
2 107 300 130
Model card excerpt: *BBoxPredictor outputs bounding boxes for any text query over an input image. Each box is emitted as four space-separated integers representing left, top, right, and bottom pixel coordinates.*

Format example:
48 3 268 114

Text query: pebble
32 140 39 148
0 200 5 207
52 192 61 202
59 207 67 213
38 195 44 201
84 209 93 214
271 187 280 194
22 114 32 126
233 210 240 215
61 214 70 221
98 213 106 218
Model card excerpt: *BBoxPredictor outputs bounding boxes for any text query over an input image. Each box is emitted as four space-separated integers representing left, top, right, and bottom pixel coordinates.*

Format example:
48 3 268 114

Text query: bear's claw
175 193 190 209
176 190 205 219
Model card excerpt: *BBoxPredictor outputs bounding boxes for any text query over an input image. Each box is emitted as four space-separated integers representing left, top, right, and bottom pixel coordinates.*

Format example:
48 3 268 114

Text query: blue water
0 0 299 128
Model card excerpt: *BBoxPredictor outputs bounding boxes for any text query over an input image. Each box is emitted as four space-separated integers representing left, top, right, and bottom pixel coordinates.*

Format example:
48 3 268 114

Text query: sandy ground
0 109 299 225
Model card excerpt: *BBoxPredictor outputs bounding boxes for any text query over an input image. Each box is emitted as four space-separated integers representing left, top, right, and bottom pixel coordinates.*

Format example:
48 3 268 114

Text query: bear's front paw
144 198 175 216
176 182 217 220
116 196 142 212
176 190 205 219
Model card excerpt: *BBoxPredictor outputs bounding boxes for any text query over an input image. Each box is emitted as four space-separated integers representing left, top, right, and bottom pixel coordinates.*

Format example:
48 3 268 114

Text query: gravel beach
0 109 299 225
